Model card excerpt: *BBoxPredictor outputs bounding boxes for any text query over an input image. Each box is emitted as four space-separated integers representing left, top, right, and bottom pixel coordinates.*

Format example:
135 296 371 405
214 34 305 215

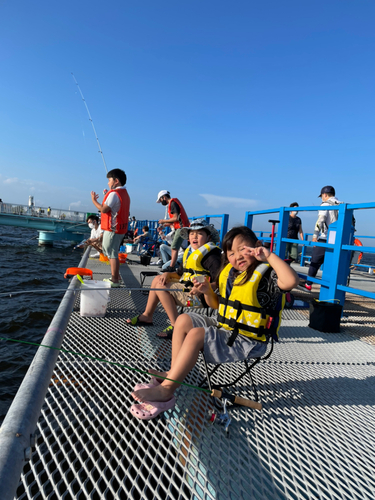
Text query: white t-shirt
90 224 103 240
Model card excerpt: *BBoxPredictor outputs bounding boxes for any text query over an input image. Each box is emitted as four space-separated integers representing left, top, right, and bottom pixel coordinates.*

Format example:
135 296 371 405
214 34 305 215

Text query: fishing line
0 336 211 394
0 286 193 297
71 73 108 174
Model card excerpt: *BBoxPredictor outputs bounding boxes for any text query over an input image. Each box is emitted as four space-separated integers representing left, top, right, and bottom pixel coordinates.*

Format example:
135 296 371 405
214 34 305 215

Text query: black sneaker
163 266 177 273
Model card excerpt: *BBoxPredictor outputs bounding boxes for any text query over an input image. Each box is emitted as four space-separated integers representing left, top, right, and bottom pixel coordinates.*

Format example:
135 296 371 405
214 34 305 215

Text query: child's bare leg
132 327 205 402
171 313 194 367
157 290 179 326
148 313 194 378
110 258 120 282
126 276 162 323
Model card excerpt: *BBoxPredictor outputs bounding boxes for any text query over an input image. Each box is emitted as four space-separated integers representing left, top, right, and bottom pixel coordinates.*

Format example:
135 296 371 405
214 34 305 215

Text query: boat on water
1 202 375 500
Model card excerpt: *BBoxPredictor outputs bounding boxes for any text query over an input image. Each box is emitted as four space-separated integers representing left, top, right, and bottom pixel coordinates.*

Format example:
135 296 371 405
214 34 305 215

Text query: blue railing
135 213 229 246
245 203 375 306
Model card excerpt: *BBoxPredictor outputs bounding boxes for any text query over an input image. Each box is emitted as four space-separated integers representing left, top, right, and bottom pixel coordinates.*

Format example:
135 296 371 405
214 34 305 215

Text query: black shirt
287 215 302 239
169 201 180 216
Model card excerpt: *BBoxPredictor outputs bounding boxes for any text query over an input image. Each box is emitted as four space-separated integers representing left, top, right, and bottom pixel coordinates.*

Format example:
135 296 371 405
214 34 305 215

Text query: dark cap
318 185 335 197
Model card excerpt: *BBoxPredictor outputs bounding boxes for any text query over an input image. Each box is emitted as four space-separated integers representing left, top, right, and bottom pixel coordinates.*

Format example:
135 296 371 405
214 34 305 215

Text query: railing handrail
134 213 229 246
245 203 375 305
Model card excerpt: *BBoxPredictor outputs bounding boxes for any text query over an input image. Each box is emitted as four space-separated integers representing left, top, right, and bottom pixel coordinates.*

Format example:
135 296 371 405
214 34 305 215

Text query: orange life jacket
101 188 130 234
168 198 190 229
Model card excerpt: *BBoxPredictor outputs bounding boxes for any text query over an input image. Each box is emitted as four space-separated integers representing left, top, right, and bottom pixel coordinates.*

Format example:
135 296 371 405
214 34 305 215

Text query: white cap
156 190 170 203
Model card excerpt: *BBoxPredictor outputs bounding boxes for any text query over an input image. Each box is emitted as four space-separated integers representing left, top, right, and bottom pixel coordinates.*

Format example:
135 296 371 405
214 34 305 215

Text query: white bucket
369 267 373 274
80 280 111 317
126 243 135 254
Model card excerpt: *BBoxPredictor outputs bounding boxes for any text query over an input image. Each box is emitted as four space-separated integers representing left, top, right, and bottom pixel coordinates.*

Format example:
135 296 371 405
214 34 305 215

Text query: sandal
133 376 162 392
127 315 154 327
130 396 176 420
156 325 174 340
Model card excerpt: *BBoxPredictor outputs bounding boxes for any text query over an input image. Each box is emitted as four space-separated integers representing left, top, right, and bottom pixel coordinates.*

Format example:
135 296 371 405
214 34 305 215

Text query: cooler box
126 243 136 254
80 280 111 317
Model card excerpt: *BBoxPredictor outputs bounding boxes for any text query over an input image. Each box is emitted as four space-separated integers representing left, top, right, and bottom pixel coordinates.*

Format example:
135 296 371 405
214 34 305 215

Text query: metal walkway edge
2 257 375 499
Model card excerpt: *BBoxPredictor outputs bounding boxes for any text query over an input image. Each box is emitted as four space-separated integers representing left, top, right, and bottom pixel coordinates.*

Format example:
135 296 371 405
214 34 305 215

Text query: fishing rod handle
211 389 262 410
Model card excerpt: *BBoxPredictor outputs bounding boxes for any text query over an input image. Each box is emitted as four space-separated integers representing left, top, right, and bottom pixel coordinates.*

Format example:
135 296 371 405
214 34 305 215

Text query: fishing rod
71 73 108 174
0 335 211 394
0 336 262 408
0 286 189 298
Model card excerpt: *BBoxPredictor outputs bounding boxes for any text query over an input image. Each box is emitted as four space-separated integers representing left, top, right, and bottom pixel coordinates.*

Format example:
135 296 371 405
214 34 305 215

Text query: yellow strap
76 275 84 285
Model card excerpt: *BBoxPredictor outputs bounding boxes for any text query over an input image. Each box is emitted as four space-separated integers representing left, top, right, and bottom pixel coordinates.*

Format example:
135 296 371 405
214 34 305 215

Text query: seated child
126 219 222 339
129 226 300 420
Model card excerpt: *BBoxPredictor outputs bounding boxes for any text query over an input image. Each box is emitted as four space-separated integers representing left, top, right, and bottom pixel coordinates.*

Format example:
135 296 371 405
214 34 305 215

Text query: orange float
354 238 363 265
64 267 93 279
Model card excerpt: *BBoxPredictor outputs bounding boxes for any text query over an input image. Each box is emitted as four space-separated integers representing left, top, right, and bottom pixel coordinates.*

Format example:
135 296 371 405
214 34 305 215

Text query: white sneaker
150 259 163 266
90 251 100 258
103 278 121 288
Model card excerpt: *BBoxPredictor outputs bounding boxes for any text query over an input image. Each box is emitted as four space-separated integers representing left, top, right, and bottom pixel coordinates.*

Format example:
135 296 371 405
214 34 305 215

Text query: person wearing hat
126 218 222 339
156 190 190 272
305 186 340 290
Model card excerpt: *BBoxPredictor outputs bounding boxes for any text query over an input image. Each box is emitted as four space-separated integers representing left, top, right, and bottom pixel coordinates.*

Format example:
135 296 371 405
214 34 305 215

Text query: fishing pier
1 203 375 499
0 202 90 245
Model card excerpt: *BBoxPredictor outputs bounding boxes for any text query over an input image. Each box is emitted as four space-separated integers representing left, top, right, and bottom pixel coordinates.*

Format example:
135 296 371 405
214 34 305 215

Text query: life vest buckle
266 316 274 329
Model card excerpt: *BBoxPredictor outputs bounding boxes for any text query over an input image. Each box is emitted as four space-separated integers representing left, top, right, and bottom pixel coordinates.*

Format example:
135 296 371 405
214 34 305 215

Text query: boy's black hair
87 214 99 223
143 225 149 231
290 202 299 207
107 168 127 186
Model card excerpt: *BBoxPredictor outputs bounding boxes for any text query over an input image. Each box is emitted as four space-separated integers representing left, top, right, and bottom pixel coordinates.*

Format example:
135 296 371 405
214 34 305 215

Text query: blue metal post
220 214 229 245
275 207 287 258
244 212 253 229
300 234 309 266
319 204 354 307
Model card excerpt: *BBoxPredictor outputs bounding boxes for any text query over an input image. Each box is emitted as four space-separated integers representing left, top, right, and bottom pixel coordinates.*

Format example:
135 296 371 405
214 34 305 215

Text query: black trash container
140 254 151 266
309 299 343 333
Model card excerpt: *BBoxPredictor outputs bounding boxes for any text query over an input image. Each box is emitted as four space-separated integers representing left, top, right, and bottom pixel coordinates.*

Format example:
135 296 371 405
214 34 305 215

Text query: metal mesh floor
15 260 375 500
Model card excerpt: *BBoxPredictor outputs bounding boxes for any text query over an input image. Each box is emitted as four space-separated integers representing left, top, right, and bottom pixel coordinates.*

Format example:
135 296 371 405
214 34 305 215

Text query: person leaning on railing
305 186 340 291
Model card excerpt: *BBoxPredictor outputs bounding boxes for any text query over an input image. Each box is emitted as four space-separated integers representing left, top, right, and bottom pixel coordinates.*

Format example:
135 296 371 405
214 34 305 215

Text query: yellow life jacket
180 242 218 291
217 263 285 345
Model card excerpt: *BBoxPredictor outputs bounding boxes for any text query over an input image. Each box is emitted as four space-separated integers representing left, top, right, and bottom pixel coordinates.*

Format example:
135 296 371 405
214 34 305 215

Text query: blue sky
0 0 374 235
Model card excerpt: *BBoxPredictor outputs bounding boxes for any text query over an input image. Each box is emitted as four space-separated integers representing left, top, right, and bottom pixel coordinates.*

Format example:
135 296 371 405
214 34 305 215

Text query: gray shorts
171 228 184 251
102 231 124 259
187 312 268 364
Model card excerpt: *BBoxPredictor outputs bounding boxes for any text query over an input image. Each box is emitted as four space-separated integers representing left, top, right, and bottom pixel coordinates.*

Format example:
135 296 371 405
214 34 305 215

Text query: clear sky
0 0 374 236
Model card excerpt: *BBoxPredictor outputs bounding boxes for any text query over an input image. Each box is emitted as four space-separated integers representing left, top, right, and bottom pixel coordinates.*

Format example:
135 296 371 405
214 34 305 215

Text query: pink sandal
133 377 162 392
130 396 176 420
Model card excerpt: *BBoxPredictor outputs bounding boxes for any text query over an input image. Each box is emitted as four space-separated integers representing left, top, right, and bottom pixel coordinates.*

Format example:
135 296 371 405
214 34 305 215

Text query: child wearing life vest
126 219 222 339
129 226 299 420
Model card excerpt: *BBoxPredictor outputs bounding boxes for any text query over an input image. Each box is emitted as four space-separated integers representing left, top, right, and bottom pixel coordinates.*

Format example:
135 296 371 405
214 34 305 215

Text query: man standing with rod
91 169 130 287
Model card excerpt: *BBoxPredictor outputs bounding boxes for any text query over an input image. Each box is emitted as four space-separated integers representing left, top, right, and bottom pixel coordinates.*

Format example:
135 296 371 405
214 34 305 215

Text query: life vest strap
218 315 267 335
218 296 265 315
182 268 210 276
179 280 193 291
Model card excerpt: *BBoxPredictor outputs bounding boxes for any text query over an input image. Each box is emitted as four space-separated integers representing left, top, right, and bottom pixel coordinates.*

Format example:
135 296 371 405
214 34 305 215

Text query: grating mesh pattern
14 260 375 500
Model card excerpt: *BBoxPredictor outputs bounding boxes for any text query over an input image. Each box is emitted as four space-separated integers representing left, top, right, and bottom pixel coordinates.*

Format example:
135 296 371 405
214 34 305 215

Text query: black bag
309 299 342 333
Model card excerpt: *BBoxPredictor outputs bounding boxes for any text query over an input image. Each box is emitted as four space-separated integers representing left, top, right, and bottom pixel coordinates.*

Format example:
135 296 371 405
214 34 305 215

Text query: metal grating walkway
14 260 375 500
